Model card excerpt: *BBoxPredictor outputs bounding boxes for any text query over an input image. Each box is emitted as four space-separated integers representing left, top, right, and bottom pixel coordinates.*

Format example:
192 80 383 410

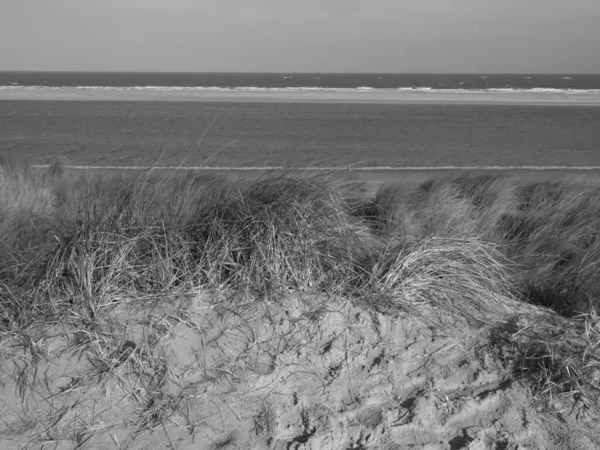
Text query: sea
1 72 600 169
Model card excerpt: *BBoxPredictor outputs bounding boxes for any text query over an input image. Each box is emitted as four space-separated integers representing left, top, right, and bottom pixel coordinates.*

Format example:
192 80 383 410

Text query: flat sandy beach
2 87 600 105
32 165 600 195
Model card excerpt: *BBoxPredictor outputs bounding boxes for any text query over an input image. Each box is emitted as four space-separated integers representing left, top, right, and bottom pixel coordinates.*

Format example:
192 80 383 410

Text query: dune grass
1 158 600 438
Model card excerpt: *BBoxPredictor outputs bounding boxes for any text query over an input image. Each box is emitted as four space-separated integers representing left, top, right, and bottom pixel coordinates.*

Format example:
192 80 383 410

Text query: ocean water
1 72 600 169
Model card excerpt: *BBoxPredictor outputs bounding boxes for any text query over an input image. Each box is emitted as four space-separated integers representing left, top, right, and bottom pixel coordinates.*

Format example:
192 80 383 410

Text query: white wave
31 164 600 172
486 88 518 92
529 87 572 93
395 87 433 92
2 85 600 94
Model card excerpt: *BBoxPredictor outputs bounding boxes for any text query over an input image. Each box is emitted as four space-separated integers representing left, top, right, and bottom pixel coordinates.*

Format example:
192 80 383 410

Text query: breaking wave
30 164 600 171
2 85 600 94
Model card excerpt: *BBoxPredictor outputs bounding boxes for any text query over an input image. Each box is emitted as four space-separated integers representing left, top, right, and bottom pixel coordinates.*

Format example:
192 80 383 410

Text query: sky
1 0 599 73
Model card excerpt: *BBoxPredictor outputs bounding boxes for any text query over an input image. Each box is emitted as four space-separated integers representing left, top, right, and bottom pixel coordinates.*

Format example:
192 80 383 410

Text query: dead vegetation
1 158 600 448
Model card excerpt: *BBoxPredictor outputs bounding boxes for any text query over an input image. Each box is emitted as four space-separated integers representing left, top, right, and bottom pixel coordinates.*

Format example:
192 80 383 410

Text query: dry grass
2 158 600 445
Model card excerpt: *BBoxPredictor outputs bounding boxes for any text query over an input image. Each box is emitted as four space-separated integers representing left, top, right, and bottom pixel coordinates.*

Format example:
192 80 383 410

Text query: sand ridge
1 291 597 449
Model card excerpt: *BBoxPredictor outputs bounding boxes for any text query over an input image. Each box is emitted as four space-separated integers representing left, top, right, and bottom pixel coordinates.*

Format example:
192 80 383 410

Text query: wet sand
4 99 600 168
2 87 600 105
33 165 600 195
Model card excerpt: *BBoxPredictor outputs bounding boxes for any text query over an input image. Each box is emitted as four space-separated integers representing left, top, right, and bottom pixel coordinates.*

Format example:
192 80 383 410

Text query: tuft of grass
186 173 377 294
503 180 600 316
360 238 519 324
0 158 57 279
364 173 520 244
500 307 600 419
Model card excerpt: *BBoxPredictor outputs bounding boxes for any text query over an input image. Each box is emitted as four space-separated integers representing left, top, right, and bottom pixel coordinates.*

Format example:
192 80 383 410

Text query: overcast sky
1 0 599 73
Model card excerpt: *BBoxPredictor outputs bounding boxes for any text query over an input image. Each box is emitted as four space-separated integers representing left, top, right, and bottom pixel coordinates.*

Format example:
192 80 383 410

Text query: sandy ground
2 88 600 106
1 291 597 450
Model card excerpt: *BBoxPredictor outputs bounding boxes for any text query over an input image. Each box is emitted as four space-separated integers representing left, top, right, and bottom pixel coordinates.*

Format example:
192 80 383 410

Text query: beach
29 165 600 196
3 75 600 448
4 82 600 447
3 0 600 440
2 97 600 170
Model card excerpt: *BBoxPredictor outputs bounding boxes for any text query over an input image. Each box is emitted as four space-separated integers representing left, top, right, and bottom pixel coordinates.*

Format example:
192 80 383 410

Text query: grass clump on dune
366 172 600 418
368 172 600 317
2 159 600 443
186 174 374 294
368 238 518 323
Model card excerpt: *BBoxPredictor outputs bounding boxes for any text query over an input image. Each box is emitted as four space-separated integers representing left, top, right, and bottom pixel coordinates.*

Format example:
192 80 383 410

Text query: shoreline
31 164 600 193
3 88 600 105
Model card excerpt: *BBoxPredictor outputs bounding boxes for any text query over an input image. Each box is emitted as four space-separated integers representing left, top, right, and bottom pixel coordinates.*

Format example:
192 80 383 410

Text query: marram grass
1 159 600 421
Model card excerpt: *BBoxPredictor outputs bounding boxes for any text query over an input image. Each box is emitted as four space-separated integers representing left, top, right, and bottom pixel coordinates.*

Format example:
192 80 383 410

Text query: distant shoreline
31 164 600 193
3 87 600 105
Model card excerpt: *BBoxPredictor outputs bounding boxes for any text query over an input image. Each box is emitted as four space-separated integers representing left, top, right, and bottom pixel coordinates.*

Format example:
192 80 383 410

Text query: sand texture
1 291 597 450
